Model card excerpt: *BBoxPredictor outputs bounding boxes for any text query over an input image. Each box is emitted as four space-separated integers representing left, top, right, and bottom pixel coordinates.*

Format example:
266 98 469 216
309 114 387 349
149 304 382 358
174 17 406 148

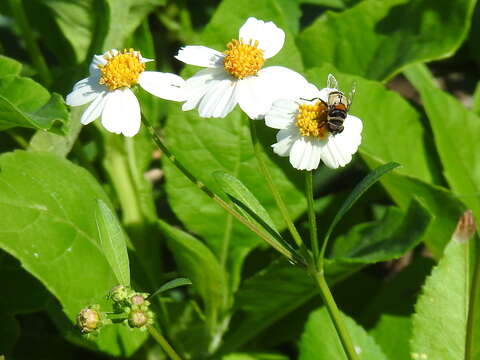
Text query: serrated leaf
410 214 476 359
298 0 476 80
95 199 130 287
299 307 387 359
0 151 145 356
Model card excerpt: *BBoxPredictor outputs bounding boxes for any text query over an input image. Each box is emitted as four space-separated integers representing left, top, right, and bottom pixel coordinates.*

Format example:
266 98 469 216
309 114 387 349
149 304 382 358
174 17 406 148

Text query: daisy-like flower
265 74 363 170
175 17 308 119
66 49 186 137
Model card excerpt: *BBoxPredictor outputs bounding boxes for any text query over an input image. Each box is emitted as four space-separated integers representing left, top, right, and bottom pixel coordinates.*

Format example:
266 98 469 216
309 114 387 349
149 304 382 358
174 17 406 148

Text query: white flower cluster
66 18 362 170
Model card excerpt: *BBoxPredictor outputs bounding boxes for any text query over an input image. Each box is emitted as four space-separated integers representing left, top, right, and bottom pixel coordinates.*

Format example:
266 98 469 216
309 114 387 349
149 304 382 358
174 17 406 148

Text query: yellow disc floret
223 39 265 79
98 49 145 91
296 101 328 139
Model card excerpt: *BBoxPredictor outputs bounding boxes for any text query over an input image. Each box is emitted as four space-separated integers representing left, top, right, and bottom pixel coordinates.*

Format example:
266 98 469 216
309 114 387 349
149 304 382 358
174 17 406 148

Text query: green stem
248 119 303 248
466 237 480 360
142 118 300 263
148 326 183 360
305 171 319 261
7 0 52 85
6 129 28 149
311 270 360 360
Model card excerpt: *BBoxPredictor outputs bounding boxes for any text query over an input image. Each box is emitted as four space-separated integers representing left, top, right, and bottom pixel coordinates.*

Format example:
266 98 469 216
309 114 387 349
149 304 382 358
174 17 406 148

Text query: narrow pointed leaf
95 199 130 287
150 277 192 298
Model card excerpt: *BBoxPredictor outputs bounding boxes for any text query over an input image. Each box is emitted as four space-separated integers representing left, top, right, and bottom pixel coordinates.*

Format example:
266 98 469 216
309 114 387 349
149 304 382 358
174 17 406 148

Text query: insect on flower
264 74 362 171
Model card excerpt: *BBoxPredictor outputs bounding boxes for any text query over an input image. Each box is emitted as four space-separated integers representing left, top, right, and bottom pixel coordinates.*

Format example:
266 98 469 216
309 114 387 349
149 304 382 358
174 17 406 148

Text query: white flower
175 17 308 119
265 75 363 170
66 49 186 137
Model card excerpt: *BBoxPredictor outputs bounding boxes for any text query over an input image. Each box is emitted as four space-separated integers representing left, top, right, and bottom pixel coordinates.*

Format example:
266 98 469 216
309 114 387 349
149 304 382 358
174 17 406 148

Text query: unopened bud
77 305 102 333
453 210 477 243
128 308 154 330
128 292 150 309
109 285 130 302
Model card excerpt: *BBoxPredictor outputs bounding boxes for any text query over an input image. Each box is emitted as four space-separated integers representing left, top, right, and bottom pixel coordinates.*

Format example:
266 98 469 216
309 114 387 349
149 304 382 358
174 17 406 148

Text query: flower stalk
148 326 184 360
305 171 319 260
249 119 304 248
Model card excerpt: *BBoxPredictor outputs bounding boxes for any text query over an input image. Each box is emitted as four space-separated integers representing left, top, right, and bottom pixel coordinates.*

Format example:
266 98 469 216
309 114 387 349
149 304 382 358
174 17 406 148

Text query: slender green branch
305 171 319 261
248 119 304 248
142 118 300 263
6 129 28 149
311 270 360 360
148 326 183 360
466 236 480 360
7 0 52 85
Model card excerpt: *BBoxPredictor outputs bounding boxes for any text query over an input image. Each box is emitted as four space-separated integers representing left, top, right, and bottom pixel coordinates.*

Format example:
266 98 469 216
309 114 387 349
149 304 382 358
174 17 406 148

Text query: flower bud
127 292 150 309
128 308 154 330
77 305 102 333
109 285 130 303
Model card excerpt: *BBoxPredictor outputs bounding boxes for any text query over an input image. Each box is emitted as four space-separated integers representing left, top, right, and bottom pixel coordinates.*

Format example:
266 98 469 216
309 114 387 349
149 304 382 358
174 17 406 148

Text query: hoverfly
302 74 356 136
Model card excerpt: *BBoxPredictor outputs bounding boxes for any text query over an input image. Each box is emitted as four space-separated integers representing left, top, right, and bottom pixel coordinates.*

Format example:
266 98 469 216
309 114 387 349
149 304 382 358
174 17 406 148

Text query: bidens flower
175 17 307 119
66 49 186 137
265 75 363 170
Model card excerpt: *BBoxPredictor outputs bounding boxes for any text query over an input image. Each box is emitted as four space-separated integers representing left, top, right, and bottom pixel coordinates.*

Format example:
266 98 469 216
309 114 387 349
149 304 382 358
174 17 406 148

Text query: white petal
80 92 108 125
237 66 307 120
272 126 299 156
197 75 238 118
238 17 285 59
182 68 229 111
289 137 321 171
139 72 186 101
101 88 141 137
320 115 363 169
175 46 224 68
89 54 107 77
299 83 322 104
66 77 104 106
265 99 297 129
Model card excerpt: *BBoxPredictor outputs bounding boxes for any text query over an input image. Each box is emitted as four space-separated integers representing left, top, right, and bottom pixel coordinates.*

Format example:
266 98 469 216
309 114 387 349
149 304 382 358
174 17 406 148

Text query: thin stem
142 118 300 263
148 326 183 360
6 129 28 149
466 237 480 360
7 0 52 85
311 270 360 360
306 171 319 261
248 119 303 248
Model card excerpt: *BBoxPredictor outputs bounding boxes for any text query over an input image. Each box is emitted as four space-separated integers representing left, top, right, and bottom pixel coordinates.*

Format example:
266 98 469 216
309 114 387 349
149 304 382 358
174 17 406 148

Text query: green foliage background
0 0 479 359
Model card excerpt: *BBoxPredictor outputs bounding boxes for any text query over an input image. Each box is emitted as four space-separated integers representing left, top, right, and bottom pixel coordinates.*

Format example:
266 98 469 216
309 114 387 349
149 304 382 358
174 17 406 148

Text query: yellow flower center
98 49 145 91
296 101 329 139
223 39 265 79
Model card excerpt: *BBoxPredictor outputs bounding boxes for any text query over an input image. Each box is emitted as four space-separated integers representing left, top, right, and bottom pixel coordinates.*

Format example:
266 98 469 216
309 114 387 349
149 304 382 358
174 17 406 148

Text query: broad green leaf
404 63 480 218
299 307 387 360
0 151 145 356
330 199 431 263
359 257 434 360
0 75 68 133
158 219 229 335
150 277 192 298
298 0 476 80
0 55 22 77
96 199 131 287
410 213 476 359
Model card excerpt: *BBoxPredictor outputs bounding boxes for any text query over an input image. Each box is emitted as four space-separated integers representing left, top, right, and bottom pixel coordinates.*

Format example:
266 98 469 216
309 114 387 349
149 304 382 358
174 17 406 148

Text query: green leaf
299 307 387 360
0 151 145 356
410 213 476 359
150 277 192 298
298 0 476 80
322 162 400 252
330 199 431 263
0 55 22 77
158 219 229 335
223 353 288 360
359 257 434 360
95 199 131 287
0 72 69 133
404 63 480 218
